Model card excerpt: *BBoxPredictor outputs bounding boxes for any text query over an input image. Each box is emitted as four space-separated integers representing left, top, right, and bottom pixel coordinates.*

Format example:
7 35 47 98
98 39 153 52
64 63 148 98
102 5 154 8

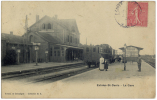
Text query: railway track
2 63 85 79
32 67 96 83
142 59 155 68
2 63 97 84
2 64 96 84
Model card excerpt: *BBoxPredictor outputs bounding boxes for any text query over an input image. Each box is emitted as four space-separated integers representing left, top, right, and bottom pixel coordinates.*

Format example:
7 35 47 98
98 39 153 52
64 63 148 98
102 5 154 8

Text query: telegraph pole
25 15 28 63
124 44 127 71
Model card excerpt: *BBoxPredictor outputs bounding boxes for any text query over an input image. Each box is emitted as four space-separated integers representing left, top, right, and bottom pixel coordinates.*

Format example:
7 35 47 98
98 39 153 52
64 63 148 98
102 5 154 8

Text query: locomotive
83 44 116 68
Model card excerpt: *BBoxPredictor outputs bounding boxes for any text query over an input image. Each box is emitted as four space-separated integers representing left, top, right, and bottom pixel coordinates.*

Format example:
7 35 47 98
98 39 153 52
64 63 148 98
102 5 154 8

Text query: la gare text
97 84 134 87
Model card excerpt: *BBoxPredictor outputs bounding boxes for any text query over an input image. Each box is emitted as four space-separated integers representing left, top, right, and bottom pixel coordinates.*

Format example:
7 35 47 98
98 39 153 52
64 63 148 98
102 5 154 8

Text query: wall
27 32 48 63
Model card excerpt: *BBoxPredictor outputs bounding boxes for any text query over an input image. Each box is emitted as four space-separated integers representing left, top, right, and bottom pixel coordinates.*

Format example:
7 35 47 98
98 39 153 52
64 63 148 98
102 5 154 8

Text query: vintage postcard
1 1 155 98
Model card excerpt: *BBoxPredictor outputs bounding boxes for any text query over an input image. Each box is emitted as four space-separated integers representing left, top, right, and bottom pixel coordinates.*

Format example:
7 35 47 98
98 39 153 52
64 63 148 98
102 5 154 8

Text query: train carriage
83 44 115 68
83 45 100 68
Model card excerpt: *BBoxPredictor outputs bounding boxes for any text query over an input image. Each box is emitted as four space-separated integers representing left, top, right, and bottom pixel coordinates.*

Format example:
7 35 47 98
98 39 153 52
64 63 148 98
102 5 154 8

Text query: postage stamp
115 1 148 28
127 2 148 27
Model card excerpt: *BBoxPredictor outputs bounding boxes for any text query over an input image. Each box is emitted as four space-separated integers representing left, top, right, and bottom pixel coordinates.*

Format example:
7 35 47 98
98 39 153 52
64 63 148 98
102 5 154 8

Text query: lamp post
45 49 48 63
124 44 127 71
33 43 40 66
17 48 21 65
12 46 15 50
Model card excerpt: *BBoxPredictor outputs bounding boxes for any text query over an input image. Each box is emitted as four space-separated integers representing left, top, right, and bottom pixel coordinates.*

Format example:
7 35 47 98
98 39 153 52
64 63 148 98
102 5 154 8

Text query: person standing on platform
99 55 104 71
104 59 108 71
137 55 142 72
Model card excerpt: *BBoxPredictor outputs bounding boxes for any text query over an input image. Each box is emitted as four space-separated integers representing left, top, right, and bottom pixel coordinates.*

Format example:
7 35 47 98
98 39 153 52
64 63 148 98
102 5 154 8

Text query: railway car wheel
94 63 97 67
88 63 91 68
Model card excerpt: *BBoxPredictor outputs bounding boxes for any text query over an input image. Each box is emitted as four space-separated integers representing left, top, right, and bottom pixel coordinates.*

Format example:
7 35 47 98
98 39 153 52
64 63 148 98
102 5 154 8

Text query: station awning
55 44 83 50
119 45 143 50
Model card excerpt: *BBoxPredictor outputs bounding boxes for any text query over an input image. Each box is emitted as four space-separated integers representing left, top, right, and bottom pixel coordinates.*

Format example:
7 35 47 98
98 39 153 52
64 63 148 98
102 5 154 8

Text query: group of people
99 55 142 72
99 56 108 71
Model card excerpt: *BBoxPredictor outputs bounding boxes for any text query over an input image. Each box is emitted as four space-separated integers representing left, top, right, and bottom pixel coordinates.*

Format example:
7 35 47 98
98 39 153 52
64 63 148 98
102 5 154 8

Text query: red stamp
127 2 148 27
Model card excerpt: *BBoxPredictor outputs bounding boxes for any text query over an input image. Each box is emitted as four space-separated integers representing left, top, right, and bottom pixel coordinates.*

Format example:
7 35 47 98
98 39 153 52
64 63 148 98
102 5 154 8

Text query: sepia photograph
1 1 156 98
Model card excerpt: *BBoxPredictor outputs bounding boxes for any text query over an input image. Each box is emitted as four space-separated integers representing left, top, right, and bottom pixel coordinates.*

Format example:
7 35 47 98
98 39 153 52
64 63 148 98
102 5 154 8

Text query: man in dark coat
104 59 108 71
137 55 142 72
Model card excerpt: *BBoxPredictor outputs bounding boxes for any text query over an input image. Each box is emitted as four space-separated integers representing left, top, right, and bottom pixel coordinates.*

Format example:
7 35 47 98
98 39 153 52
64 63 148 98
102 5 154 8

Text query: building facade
25 15 83 63
1 15 83 65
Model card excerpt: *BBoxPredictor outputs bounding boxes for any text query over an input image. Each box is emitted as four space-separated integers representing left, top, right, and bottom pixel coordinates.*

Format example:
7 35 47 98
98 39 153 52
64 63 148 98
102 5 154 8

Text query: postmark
115 1 148 28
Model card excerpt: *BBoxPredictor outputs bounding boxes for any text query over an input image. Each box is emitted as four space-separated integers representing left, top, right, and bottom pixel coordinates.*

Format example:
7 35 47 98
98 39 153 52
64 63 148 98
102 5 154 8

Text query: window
72 26 75 32
51 23 53 29
98 47 99 53
93 48 96 52
42 24 45 29
48 23 51 29
70 36 72 43
62 50 64 56
58 51 60 56
86 47 89 52
54 51 56 56
54 46 60 49
67 35 69 42
104 49 106 53
76 38 77 44
29 35 33 43
50 48 52 56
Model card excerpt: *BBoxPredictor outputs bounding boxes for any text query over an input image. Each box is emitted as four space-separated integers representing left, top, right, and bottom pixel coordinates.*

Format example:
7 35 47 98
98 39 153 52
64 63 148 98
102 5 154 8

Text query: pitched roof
29 15 50 29
119 45 143 50
1 33 24 44
29 15 80 34
57 19 79 33
36 32 61 44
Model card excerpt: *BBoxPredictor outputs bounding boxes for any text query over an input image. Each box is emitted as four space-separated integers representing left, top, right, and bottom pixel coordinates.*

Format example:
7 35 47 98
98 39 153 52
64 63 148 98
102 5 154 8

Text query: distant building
119 45 143 62
1 15 83 65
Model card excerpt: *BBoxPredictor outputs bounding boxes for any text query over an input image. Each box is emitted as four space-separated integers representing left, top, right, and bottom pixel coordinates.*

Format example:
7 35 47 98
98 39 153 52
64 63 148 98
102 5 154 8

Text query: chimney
36 15 39 22
10 31 13 35
54 15 58 19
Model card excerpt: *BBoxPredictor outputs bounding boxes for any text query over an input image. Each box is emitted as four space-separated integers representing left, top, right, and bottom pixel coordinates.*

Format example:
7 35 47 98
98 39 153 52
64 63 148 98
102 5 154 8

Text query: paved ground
58 60 155 98
2 60 156 98
1 61 83 74
62 60 155 82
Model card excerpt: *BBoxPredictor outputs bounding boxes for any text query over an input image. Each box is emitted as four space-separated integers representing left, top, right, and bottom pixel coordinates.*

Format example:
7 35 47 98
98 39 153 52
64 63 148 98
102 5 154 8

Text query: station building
1 15 83 64
119 45 143 62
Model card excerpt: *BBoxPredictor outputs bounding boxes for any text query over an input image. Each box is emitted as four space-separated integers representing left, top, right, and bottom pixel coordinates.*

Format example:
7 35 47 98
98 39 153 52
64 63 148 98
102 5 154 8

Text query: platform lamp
45 49 48 63
124 44 127 71
33 42 41 66
17 48 21 65
12 46 16 50
25 49 28 63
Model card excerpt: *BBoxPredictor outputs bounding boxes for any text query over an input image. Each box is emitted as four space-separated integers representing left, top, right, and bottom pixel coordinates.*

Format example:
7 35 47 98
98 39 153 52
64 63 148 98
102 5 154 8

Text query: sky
1 1 156 55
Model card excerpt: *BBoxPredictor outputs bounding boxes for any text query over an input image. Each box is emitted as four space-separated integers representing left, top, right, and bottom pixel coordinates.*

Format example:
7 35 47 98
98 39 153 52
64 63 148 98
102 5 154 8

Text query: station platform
1 61 84 75
57 60 155 98
62 60 155 82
